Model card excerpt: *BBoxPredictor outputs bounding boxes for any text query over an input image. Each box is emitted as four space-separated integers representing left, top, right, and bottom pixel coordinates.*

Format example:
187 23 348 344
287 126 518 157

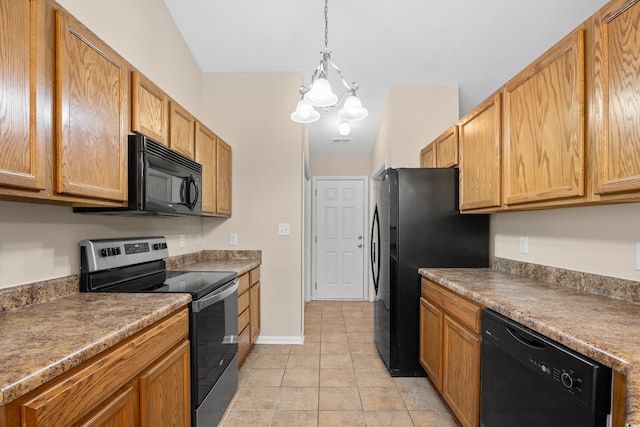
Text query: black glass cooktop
154 271 238 299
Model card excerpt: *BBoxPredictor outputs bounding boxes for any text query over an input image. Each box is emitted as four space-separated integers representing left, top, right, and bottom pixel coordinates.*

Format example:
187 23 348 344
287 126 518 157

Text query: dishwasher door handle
505 326 546 349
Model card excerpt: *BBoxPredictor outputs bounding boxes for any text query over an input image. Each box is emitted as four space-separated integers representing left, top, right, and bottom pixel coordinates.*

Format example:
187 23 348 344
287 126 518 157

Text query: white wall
0 202 202 288
310 157 372 176
200 72 305 340
493 203 640 281
371 86 459 170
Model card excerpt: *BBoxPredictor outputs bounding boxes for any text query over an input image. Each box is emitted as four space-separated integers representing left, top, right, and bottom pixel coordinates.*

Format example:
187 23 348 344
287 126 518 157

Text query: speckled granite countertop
419 268 640 427
166 249 261 276
0 290 191 406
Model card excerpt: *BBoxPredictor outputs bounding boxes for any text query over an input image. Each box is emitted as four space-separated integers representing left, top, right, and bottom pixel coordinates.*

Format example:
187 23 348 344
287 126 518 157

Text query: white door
314 178 366 299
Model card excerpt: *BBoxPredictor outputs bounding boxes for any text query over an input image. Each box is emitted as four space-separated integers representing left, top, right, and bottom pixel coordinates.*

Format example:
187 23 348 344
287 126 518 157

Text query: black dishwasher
481 309 612 427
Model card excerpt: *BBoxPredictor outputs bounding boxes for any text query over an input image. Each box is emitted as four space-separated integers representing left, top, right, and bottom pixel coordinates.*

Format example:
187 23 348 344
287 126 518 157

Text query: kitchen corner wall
200 72 305 341
493 203 640 282
371 85 459 170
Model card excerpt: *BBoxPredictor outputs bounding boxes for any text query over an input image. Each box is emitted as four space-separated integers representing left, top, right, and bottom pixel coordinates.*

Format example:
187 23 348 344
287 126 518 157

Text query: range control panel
80 237 169 272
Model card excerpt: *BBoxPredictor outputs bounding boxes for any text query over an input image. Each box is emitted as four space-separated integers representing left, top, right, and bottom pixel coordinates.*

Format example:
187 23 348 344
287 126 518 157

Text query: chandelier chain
324 0 329 49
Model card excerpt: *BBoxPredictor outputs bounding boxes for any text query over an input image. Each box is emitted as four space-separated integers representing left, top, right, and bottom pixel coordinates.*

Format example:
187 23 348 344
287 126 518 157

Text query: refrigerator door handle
371 205 381 294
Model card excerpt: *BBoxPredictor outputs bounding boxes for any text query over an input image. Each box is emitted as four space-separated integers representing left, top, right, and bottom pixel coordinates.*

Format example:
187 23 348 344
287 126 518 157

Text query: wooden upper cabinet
0 0 46 191
503 29 585 206
592 0 640 196
435 125 459 168
458 92 502 211
169 100 195 159
195 121 217 214
420 143 436 168
132 70 168 144
216 138 232 216
55 9 128 202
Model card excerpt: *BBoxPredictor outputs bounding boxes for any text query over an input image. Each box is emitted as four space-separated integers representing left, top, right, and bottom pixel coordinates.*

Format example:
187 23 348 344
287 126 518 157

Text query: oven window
192 290 238 406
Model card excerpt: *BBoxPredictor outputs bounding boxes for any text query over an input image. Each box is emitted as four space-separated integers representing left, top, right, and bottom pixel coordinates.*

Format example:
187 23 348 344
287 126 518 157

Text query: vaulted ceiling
163 0 608 157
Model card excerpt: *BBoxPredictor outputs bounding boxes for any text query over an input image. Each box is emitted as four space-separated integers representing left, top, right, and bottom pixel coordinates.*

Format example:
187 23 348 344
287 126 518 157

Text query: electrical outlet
519 236 529 254
229 233 238 246
636 242 640 271
197 234 202 245
278 223 291 236
179 234 186 248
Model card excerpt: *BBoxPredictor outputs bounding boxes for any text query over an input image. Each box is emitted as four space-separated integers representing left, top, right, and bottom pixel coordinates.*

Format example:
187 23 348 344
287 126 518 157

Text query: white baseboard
254 335 305 345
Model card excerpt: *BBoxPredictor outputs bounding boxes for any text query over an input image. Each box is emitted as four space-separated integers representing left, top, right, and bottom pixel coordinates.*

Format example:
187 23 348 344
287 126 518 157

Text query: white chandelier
290 0 368 134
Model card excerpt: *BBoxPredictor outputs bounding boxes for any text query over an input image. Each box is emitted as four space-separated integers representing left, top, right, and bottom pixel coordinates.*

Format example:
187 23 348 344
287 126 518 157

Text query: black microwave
74 134 202 216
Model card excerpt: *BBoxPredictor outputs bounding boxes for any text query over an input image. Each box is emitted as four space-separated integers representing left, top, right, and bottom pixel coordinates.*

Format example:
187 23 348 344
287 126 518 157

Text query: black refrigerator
372 168 489 377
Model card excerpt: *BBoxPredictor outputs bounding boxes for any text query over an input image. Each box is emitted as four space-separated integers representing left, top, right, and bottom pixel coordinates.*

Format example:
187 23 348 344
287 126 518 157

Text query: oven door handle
192 278 239 313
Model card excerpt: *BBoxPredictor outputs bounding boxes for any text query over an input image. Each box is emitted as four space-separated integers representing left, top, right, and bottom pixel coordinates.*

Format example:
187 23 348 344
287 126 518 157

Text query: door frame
312 176 369 301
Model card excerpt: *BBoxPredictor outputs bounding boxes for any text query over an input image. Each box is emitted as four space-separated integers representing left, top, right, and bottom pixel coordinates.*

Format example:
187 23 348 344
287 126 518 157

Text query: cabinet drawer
421 278 481 333
238 307 250 333
238 291 249 314
250 267 260 285
238 273 250 295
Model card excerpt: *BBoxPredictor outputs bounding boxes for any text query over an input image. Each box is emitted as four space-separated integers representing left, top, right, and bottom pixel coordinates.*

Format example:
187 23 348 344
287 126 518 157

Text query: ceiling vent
331 138 352 144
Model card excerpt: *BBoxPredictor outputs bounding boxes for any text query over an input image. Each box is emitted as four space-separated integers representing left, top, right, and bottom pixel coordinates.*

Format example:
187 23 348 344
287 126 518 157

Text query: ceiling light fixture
290 0 368 129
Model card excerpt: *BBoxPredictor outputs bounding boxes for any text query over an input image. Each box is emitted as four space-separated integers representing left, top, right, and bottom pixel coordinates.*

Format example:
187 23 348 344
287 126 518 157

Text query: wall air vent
331 138 352 144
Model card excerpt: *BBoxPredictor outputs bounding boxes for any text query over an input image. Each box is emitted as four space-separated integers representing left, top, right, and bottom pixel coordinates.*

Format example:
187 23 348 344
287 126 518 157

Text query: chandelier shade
291 100 321 123
304 77 339 107
338 94 368 121
291 0 367 133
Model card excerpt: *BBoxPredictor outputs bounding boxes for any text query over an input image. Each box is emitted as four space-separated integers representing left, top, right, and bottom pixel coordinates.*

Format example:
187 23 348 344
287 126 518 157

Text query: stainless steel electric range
80 236 238 427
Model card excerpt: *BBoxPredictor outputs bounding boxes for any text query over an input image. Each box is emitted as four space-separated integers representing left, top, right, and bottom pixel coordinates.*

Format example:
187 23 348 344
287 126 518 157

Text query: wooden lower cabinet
139 341 190 427
442 315 481 427
419 278 481 427
238 266 261 366
1 307 190 427
419 297 443 389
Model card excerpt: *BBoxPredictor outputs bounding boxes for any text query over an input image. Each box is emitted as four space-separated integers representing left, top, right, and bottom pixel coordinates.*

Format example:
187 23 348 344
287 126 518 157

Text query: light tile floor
219 300 457 426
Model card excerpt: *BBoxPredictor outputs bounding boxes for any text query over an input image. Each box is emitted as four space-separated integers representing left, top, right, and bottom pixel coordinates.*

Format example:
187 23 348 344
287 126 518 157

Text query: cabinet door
169 100 195 159
55 9 128 202
238 326 251 367
420 143 436 168
131 70 168 144
195 122 217 214
79 385 137 427
0 0 45 191
249 282 261 344
458 92 502 211
436 126 459 168
216 138 232 216
139 341 190 427
504 29 585 205
419 297 443 391
593 0 640 196
442 316 481 427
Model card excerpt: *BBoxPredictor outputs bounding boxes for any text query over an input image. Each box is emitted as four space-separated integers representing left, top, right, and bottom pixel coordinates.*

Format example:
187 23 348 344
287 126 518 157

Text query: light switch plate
179 234 186 248
636 242 640 271
229 233 238 246
197 234 202 245
278 223 291 236
519 236 528 254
